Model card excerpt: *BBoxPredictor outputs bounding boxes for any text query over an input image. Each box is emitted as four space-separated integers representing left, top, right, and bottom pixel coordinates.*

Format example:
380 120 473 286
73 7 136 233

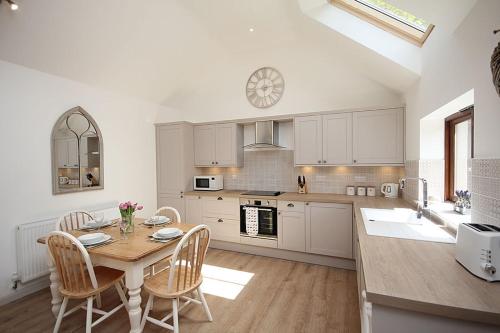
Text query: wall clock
246 67 284 108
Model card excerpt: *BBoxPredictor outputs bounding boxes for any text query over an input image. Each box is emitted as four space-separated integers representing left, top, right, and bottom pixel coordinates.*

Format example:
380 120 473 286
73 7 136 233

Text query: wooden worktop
187 189 500 325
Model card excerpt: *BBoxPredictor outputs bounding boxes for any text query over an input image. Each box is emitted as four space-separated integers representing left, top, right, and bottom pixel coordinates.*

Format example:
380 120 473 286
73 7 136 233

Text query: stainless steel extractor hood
244 120 283 149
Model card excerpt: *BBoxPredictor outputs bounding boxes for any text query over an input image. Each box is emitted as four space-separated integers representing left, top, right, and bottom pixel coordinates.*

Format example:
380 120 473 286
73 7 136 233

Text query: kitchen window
444 106 474 201
330 0 434 46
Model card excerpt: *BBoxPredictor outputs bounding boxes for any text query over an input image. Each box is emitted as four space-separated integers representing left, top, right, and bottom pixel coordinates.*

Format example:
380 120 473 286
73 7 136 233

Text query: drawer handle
217 197 223 200
287 203 294 208
217 218 223 223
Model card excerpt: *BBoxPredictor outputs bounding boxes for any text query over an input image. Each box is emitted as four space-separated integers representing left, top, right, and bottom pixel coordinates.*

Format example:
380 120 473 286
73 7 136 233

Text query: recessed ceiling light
249 28 255 32
2 0 19 11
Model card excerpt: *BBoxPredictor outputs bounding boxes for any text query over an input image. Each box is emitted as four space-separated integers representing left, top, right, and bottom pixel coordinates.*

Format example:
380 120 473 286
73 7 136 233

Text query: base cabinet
185 195 202 225
202 217 240 243
278 211 306 252
305 202 353 259
158 194 185 222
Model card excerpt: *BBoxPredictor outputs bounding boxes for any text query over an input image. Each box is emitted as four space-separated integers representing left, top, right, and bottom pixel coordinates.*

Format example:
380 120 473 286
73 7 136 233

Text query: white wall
405 0 500 160
161 45 403 123
0 60 179 301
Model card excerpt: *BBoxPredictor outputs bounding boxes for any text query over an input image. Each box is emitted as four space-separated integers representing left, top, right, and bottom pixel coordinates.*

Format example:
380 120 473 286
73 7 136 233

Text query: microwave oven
193 175 223 191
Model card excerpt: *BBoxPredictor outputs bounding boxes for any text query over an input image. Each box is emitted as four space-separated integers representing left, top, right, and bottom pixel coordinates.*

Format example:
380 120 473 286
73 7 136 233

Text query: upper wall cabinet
295 113 353 165
353 109 404 164
295 109 404 166
194 123 243 167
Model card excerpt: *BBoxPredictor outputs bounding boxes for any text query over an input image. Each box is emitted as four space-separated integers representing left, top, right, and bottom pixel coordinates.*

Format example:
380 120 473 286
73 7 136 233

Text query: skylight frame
330 0 434 47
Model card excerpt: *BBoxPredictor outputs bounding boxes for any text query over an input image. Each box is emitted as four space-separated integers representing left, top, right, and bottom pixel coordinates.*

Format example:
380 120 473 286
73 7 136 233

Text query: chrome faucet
400 177 428 219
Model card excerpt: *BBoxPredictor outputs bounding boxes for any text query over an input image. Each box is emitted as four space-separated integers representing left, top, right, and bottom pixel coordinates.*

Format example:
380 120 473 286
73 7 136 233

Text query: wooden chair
141 224 213 333
47 231 129 333
56 211 94 232
155 206 181 224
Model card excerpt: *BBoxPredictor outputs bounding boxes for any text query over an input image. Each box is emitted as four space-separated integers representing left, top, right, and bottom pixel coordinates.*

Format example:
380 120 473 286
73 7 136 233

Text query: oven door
240 205 277 238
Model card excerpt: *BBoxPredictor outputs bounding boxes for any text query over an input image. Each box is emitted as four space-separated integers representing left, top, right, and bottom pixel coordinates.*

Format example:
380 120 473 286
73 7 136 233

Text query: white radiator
16 218 56 283
15 201 119 284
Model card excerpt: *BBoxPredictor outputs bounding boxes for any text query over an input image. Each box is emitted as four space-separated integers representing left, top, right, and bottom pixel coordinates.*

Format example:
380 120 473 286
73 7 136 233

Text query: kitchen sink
360 208 456 244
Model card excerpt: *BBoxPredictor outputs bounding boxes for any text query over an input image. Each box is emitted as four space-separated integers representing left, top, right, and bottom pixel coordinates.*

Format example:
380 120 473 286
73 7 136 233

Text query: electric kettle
381 183 399 198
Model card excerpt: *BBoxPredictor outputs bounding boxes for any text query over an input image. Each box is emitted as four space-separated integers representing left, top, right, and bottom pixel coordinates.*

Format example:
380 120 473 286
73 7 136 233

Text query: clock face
246 67 284 108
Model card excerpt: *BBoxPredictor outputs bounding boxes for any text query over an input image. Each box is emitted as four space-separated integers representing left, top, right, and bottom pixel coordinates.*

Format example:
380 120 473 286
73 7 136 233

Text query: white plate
82 234 112 246
153 228 182 239
81 219 113 229
144 216 170 225
78 233 106 245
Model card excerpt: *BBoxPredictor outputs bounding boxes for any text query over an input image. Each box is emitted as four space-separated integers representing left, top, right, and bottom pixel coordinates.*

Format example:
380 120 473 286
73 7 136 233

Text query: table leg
125 265 144 333
48 253 62 318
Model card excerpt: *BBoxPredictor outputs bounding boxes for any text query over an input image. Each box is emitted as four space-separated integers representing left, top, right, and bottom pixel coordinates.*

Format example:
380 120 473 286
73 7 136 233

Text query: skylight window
331 0 434 46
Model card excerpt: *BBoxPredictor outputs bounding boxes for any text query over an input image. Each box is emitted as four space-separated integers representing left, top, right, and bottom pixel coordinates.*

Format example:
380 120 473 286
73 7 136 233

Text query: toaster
455 223 500 282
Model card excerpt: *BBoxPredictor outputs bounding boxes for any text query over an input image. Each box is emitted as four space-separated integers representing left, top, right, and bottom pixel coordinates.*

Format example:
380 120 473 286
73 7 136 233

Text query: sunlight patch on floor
200 264 254 300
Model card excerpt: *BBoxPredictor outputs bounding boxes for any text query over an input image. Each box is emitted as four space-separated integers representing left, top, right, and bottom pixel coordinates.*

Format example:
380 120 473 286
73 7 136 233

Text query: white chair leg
96 293 102 308
53 297 68 333
197 287 213 322
172 298 179 333
86 297 93 333
141 294 154 330
115 282 129 311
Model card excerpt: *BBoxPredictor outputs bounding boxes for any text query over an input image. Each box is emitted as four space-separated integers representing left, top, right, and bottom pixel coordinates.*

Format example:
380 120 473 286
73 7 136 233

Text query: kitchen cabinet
202 216 240 243
322 113 353 165
156 123 195 216
194 123 243 167
158 194 186 222
306 202 353 258
55 137 79 168
294 113 353 165
278 211 306 252
185 195 203 225
294 115 323 165
353 109 404 164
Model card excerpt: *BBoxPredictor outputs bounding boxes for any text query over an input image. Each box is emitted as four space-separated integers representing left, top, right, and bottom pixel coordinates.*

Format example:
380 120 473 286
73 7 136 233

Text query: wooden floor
0 249 360 333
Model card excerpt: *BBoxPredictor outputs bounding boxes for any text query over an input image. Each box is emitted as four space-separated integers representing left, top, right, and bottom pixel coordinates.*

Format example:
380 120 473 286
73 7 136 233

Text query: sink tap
400 177 428 219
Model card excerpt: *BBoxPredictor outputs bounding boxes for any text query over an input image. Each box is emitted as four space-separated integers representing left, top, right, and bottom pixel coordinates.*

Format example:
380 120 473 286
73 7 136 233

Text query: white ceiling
0 0 477 107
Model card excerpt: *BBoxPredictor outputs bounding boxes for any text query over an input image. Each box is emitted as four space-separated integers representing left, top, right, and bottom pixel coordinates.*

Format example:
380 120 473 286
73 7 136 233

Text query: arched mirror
51 106 103 194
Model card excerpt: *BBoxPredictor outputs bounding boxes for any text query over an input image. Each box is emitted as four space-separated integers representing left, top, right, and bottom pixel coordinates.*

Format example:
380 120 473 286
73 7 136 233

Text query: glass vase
120 214 134 238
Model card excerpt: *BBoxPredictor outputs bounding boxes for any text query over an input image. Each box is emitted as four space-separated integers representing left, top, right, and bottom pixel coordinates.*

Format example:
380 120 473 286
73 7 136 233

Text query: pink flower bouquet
119 201 143 234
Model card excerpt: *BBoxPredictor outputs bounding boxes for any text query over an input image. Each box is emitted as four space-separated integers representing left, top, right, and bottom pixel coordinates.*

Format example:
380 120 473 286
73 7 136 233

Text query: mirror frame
51 106 104 195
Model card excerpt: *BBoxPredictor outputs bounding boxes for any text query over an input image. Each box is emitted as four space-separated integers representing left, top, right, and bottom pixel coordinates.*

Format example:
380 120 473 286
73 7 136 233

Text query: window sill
428 202 471 231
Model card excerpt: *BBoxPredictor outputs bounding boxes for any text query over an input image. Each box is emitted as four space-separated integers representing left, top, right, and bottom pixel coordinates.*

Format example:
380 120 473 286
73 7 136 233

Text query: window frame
444 106 474 202
330 0 434 47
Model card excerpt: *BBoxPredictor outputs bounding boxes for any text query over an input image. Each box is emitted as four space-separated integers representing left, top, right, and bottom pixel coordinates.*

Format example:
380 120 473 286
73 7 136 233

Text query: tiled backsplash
404 158 500 227
197 150 404 195
471 159 500 227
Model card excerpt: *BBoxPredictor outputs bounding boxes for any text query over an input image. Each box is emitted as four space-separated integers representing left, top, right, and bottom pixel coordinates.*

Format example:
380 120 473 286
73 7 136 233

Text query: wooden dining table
37 218 198 333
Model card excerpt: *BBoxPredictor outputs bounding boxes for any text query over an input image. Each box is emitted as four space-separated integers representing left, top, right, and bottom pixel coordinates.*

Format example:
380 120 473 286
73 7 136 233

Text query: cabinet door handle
211 161 215 165
217 218 223 223
287 203 294 208
198 196 201 199
353 159 357 163
215 161 218 164
317 160 322 164
306 202 309 206
217 197 223 200
323 160 327 164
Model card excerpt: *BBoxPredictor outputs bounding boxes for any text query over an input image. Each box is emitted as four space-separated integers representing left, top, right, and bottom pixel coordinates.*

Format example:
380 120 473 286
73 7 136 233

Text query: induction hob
241 191 283 196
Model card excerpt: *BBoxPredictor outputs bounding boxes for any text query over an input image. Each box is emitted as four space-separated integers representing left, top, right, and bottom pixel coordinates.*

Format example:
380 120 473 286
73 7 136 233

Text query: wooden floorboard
0 249 360 333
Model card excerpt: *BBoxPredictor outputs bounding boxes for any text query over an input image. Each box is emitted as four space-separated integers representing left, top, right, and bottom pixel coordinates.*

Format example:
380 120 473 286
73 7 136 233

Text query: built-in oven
240 198 278 239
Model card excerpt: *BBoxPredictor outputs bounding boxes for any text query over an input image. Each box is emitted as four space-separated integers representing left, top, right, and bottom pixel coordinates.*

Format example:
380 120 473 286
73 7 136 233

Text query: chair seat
144 266 202 299
59 266 124 299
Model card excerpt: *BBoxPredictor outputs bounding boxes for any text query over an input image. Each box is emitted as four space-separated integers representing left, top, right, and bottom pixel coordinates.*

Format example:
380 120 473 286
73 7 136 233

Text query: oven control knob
481 263 497 275
247 200 251 205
